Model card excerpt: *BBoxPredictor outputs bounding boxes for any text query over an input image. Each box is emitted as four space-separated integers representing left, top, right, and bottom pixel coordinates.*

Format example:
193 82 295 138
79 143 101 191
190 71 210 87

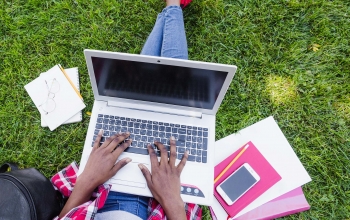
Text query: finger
154 141 168 166
168 136 177 166
147 144 159 170
112 139 132 158
111 157 132 174
106 132 130 153
138 164 153 187
93 129 103 150
177 150 189 174
100 131 122 148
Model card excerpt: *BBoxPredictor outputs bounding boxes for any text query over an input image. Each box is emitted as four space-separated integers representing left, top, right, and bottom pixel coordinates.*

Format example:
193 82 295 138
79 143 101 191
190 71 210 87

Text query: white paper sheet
25 65 86 131
212 116 312 219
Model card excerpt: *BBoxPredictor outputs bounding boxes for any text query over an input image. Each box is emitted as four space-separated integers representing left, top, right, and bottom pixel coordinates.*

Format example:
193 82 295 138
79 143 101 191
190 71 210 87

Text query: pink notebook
214 141 282 217
210 187 310 220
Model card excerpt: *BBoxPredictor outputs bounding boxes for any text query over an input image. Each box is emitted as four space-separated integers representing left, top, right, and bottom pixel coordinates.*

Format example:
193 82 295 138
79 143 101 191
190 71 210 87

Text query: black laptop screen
91 57 228 109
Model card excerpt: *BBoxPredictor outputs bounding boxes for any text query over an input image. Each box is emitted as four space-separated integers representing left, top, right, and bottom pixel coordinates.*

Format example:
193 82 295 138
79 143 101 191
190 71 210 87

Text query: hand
138 136 188 220
79 130 132 189
59 130 132 218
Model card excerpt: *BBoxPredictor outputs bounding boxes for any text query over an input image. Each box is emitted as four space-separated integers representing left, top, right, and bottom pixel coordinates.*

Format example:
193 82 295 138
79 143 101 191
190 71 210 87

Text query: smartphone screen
218 164 259 204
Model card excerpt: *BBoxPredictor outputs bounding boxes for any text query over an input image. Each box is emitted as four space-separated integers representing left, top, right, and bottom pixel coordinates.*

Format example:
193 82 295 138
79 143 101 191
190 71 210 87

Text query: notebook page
25 65 86 131
41 67 82 127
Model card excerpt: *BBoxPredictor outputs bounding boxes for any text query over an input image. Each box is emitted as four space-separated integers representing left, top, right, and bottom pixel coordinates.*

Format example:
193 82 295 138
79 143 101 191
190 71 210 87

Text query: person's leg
140 13 165 57
97 192 149 219
141 0 188 59
160 5 188 59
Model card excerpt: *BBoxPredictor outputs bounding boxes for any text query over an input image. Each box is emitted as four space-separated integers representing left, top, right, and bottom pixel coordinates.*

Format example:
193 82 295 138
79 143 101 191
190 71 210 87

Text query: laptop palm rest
108 161 149 188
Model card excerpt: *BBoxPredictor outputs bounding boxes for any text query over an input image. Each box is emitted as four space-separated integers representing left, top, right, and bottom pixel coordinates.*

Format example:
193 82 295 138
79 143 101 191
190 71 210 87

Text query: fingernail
186 150 189 155
170 136 175 140
125 158 132 163
138 164 143 170
99 129 103 135
126 131 130 135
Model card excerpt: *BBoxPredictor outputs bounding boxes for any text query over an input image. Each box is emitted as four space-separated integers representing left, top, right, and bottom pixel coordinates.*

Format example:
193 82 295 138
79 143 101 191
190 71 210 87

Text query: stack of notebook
25 65 85 131
211 117 311 220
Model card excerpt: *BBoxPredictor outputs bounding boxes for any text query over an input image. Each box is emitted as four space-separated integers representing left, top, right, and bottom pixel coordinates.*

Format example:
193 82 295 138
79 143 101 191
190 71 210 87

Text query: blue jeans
97 5 188 219
141 5 188 59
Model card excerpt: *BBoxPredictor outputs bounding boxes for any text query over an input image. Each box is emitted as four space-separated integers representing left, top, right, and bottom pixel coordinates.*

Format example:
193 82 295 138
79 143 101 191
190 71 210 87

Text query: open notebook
41 67 82 127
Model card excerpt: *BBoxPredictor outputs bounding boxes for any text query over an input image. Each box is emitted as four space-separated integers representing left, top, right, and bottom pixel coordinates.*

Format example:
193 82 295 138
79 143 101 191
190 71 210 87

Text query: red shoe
181 0 192 8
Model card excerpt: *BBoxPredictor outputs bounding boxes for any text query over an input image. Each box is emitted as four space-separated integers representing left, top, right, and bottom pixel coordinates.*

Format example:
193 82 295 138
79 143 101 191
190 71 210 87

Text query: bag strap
0 163 19 173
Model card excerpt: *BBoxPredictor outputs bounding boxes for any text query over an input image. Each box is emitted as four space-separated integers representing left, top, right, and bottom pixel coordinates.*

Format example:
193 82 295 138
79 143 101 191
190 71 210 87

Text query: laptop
78 49 237 205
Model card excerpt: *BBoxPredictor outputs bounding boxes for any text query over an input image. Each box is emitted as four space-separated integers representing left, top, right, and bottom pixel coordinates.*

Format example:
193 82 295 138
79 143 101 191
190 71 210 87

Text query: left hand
79 130 132 189
59 130 132 218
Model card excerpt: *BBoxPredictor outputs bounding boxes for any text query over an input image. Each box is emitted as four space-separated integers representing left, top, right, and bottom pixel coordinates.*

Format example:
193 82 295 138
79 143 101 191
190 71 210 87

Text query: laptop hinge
107 101 202 118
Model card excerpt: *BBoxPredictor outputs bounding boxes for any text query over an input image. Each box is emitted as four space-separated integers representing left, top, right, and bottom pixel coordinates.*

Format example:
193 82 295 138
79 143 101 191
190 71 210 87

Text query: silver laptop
78 49 237 205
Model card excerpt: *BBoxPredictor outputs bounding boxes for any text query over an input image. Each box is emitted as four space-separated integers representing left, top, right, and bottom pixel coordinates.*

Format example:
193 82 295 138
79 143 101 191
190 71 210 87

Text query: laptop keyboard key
186 136 191 141
178 129 186 134
178 135 186 142
203 138 208 150
159 132 165 138
121 121 127 126
103 119 109 124
177 141 185 147
128 128 134 133
203 128 208 131
104 115 109 118
196 157 202 163
138 142 143 148
155 137 161 142
178 147 185 153
128 122 134 127
197 143 203 149
197 137 203 143
131 141 137 147
146 124 152 130
166 133 171 138
187 130 191 135
134 129 140 134
134 123 140 128
94 129 99 135
191 149 196 155
109 125 115 131
192 130 197 136
140 130 146 135
147 130 152 136
177 154 183 160
103 131 110 136
97 118 103 123
187 155 196 161
121 127 127 132
197 131 202 136
96 124 102 129
165 127 171 132
153 131 159 137
140 124 146 129
115 120 121 126
124 147 149 155
203 132 208 137
109 119 115 124
141 136 147 142
148 137 154 142
153 125 159 130
103 124 109 130
135 135 141 141
115 126 121 131
186 142 191 147
172 128 178 133
98 114 103 117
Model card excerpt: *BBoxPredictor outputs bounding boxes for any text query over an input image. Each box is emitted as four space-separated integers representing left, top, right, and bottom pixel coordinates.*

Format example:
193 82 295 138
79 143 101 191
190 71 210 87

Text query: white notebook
25 65 86 131
41 67 83 127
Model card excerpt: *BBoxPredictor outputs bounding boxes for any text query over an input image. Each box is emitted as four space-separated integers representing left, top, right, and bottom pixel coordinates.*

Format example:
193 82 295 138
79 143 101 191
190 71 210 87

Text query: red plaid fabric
51 162 202 220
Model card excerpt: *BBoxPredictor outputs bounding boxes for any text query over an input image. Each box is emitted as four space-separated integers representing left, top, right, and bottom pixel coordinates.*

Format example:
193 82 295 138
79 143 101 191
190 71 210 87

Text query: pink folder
210 187 310 220
214 141 282 217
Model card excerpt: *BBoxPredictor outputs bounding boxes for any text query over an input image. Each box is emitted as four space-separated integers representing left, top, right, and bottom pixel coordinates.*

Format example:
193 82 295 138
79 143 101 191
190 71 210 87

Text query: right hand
138 136 188 219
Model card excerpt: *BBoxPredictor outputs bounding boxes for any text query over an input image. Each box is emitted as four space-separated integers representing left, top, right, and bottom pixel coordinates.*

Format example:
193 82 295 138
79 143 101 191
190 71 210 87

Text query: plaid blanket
51 162 202 220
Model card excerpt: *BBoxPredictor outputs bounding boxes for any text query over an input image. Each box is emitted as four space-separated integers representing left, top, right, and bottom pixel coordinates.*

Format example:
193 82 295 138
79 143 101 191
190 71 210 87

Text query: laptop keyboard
92 114 209 163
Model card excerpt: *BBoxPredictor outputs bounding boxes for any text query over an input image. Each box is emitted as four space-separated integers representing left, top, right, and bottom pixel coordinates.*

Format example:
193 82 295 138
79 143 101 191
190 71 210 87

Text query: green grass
1 0 349 219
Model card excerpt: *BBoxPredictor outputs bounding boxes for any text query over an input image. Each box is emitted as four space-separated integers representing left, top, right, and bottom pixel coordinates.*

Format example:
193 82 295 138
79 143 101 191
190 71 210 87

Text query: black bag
0 163 64 220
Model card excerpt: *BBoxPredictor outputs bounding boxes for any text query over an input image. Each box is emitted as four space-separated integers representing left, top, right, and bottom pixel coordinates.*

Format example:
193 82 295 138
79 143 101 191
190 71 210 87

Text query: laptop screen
91 57 228 109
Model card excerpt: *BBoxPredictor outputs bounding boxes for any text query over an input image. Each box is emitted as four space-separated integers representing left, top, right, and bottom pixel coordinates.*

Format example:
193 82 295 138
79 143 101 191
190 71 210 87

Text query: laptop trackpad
108 161 149 188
